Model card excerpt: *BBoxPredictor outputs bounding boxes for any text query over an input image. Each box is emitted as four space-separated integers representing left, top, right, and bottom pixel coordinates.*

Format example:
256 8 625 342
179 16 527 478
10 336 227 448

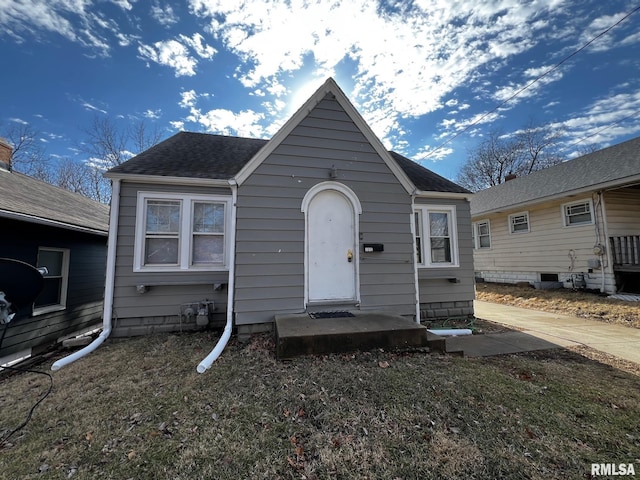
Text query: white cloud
143 109 162 119
9 117 29 125
137 33 216 76
187 0 573 144
82 102 108 114
185 107 266 138
0 1 115 55
151 2 179 26
111 0 134 11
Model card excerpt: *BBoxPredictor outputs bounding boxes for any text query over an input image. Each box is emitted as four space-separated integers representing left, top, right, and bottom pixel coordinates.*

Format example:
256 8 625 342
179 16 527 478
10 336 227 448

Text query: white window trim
33 247 70 316
414 205 459 268
473 220 491 249
134 192 232 272
561 199 594 227
508 211 530 234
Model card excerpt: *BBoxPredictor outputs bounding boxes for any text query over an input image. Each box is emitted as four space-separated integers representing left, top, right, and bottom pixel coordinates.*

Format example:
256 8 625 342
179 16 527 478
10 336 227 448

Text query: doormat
308 311 355 319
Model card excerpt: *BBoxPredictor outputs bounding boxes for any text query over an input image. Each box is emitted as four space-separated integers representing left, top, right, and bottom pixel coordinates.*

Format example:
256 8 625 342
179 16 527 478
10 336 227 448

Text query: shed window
562 200 593 226
414 205 459 268
33 248 69 315
509 212 530 233
135 192 231 272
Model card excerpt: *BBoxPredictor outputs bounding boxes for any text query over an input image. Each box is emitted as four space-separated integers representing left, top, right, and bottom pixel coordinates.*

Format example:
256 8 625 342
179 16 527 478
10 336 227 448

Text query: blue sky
1 0 639 181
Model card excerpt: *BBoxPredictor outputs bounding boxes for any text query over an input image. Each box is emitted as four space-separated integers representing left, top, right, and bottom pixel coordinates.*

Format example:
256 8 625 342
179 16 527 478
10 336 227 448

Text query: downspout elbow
196 180 238 373
51 179 120 371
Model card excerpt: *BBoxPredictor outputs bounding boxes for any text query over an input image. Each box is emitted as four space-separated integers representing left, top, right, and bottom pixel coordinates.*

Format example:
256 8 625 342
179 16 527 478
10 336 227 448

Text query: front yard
1 331 639 479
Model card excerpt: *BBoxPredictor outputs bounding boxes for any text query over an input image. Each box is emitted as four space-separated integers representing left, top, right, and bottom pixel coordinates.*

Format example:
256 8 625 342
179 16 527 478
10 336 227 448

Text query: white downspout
410 195 421 323
51 179 121 371
197 180 237 373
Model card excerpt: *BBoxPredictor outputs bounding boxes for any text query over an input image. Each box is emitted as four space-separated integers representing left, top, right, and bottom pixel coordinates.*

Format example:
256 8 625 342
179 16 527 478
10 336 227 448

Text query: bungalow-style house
0 138 109 365
97 78 474 344
471 136 640 294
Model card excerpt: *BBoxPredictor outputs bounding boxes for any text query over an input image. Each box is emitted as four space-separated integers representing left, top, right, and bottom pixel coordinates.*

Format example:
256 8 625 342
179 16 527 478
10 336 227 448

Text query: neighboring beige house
471 136 640 294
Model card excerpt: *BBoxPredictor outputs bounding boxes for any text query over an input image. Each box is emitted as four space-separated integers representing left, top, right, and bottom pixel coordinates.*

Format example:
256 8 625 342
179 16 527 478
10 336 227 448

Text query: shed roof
107 131 470 195
471 136 640 216
0 169 110 235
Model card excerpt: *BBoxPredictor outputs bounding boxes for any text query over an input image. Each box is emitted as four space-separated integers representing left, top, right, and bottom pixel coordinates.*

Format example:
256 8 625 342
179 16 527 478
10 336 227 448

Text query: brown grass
476 283 640 328
1 332 640 479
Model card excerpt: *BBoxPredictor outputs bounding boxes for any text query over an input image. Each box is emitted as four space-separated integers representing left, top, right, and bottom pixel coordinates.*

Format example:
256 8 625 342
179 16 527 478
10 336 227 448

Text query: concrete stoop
275 311 432 359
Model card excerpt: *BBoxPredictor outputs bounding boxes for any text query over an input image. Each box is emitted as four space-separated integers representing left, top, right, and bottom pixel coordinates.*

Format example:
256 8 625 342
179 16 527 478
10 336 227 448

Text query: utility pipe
197 181 238 373
51 179 121 371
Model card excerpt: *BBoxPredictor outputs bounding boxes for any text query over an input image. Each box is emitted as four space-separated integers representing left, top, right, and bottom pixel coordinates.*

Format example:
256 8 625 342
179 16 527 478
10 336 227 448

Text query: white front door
307 189 357 303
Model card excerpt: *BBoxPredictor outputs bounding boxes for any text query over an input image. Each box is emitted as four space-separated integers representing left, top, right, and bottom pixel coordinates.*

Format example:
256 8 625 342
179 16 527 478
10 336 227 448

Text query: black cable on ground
0 323 54 448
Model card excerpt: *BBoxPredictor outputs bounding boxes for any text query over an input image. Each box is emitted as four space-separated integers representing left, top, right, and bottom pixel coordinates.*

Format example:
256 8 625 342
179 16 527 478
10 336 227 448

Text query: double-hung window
33 247 70 315
509 212 530 234
414 205 459 267
562 200 593 226
135 192 230 271
472 220 491 249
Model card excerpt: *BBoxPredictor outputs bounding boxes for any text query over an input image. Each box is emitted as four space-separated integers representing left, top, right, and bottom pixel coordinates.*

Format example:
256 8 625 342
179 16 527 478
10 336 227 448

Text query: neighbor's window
562 200 593 226
509 212 530 233
135 193 230 271
33 247 69 315
473 220 491 249
414 205 459 267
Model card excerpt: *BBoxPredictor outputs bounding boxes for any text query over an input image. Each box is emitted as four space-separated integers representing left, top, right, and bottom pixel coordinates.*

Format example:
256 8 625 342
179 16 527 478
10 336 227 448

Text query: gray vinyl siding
234 94 417 325
111 182 231 335
0 219 106 359
415 198 475 318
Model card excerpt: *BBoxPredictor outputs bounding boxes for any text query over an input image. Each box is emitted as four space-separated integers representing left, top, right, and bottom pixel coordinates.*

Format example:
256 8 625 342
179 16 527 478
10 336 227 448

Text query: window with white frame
509 212 530 233
472 220 491 249
135 192 230 271
562 200 593 226
33 247 69 315
414 205 459 267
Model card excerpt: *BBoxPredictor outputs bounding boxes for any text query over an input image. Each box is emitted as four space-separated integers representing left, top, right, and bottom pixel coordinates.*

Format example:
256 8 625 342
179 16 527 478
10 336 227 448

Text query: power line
423 5 640 160
560 109 640 152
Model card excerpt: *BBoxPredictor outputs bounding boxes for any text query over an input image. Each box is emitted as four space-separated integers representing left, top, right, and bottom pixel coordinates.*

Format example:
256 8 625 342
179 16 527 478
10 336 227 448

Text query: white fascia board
104 172 230 188
0 209 108 236
234 78 416 195
414 190 472 201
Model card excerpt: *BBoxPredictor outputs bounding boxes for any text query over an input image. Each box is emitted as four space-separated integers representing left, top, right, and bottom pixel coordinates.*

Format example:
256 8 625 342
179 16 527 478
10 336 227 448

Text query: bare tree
1 122 47 174
79 115 163 202
456 122 565 192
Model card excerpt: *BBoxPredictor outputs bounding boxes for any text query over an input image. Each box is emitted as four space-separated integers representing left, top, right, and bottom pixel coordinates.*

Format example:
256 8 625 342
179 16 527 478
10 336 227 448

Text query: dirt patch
476 282 640 329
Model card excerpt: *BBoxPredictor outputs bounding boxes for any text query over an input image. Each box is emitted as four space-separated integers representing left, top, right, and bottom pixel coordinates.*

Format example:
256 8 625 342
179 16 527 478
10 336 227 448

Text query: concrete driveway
474 300 640 364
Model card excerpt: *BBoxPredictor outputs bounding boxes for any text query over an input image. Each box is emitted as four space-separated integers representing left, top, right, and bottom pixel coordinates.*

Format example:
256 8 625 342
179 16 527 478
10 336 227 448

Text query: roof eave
0 209 108 236
414 190 472 200
104 172 232 187
471 174 640 218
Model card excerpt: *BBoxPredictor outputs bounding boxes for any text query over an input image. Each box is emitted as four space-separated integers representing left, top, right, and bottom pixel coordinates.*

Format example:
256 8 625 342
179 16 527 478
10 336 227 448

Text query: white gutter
197 180 238 373
51 179 121 371
0 210 108 237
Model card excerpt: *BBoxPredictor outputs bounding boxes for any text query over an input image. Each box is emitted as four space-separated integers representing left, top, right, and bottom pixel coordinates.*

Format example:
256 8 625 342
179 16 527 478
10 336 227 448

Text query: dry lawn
476 283 640 328
1 332 640 480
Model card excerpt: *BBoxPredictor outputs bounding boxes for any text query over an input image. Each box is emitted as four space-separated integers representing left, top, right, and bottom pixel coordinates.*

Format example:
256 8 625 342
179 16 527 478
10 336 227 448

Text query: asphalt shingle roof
471 136 640 216
108 132 268 179
108 131 470 194
0 169 109 234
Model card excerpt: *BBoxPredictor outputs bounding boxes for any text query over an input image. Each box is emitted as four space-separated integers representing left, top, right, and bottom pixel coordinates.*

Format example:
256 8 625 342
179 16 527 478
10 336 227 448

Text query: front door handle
347 249 353 262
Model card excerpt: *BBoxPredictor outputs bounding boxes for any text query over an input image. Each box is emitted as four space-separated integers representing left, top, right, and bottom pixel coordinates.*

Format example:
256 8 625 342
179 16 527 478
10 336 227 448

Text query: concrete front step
275 311 430 359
